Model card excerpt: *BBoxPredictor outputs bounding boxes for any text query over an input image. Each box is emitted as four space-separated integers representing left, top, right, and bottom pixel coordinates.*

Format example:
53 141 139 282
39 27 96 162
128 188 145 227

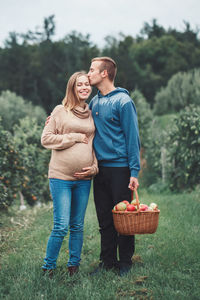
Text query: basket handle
131 189 140 211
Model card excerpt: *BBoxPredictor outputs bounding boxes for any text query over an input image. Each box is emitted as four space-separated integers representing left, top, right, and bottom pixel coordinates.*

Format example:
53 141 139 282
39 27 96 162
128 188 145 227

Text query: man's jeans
42 178 91 270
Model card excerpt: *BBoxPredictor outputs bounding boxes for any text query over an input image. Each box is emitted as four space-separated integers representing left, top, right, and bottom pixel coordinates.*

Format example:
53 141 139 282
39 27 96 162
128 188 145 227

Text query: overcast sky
1 0 200 47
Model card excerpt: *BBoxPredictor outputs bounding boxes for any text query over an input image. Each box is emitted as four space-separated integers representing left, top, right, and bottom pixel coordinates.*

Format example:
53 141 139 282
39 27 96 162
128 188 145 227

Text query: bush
0 90 51 209
154 68 200 115
0 117 51 210
0 90 47 132
0 122 23 209
148 180 170 194
140 129 165 186
168 105 200 190
140 114 175 187
131 89 153 149
13 117 51 205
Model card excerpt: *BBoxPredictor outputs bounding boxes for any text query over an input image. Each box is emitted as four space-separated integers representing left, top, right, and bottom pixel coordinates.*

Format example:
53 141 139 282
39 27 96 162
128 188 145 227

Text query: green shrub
0 122 23 209
131 89 153 148
154 68 200 115
0 117 51 210
168 105 200 190
13 117 51 205
140 129 165 186
0 90 47 132
0 90 51 209
140 114 175 187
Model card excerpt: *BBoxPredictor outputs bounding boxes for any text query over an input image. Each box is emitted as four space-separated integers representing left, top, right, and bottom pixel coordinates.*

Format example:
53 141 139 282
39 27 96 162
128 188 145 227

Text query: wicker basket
112 189 160 235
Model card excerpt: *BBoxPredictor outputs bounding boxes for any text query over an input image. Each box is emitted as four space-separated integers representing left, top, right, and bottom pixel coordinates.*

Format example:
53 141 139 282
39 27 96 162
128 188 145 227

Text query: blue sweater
89 88 140 178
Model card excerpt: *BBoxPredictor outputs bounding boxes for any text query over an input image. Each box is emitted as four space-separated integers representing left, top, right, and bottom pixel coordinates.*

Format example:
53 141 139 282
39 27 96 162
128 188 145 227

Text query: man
87 57 140 276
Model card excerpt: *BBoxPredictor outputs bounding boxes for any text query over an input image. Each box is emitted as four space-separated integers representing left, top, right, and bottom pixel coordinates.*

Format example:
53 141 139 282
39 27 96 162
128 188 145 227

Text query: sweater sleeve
120 99 141 177
41 116 83 150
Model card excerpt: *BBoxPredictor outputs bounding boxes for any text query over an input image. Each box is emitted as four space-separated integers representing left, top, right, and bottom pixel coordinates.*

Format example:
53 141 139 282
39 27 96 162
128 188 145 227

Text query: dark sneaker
119 265 132 277
68 266 79 276
42 268 54 279
89 262 118 276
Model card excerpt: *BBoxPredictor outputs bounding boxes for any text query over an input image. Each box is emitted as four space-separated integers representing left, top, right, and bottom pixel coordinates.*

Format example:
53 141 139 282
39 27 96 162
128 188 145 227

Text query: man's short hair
91 57 117 81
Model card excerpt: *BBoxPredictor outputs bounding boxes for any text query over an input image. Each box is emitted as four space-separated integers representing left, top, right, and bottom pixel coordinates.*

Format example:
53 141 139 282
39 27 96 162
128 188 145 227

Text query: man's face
88 61 103 87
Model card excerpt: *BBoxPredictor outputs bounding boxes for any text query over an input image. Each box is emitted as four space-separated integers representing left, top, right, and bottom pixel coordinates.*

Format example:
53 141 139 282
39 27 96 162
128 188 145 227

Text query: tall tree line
0 16 200 113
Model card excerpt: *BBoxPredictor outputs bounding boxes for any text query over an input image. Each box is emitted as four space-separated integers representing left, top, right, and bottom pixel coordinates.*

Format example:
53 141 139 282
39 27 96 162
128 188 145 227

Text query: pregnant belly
50 144 94 175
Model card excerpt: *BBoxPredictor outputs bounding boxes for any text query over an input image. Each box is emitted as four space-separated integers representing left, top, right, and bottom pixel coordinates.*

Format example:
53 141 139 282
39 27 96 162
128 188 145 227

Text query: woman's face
76 75 92 101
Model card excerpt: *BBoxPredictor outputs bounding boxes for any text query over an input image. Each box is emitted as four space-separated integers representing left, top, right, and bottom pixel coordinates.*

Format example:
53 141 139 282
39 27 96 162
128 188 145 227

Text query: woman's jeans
42 178 91 270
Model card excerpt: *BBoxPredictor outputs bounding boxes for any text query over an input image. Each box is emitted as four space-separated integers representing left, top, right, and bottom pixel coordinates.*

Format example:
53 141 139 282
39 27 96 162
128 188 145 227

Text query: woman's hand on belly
73 166 94 179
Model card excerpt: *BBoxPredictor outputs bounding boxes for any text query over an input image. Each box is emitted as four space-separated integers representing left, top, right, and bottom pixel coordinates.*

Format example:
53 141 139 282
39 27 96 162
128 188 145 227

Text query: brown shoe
68 266 79 276
43 268 54 279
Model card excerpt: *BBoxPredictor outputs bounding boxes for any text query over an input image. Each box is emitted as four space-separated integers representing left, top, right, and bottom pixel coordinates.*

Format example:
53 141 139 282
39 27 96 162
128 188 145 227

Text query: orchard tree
131 89 153 148
0 122 23 210
0 90 46 132
167 105 200 190
0 115 51 209
154 68 200 115
13 117 51 205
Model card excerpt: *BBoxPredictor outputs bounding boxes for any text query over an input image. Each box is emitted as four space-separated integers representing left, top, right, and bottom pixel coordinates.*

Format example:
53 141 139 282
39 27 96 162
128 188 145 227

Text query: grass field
0 188 200 300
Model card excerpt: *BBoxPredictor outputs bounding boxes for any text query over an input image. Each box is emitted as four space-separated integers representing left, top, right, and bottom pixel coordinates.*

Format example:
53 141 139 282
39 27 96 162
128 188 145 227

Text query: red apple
131 199 139 206
147 206 153 211
150 203 158 210
127 204 136 211
115 202 127 211
139 204 149 211
123 200 130 205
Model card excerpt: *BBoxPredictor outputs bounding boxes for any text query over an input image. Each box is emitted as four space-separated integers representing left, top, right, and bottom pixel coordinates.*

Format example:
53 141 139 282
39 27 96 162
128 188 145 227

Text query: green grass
0 189 200 300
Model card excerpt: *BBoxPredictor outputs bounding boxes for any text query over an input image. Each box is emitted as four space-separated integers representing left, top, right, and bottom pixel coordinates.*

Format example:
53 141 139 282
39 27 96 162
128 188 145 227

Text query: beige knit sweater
41 104 98 180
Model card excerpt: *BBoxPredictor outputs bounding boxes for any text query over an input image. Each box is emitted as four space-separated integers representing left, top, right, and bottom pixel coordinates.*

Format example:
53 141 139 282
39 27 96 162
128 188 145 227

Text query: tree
129 34 198 106
37 31 99 113
13 117 51 205
0 91 46 132
0 121 23 210
168 21 200 45
19 15 56 44
1 18 200 111
0 114 51 210
43 15 55 41
140 19 166 39
131 89 153 148
154 68 200 115
102 35 138 92
167 105 200 190
0 91 50 208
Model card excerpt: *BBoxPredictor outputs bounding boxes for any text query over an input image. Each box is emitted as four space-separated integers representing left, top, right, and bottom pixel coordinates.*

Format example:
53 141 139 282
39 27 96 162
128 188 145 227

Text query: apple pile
113 200 158 212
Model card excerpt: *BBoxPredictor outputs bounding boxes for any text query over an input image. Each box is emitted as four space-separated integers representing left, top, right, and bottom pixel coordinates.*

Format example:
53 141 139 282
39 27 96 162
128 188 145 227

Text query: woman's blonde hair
62 71 88 110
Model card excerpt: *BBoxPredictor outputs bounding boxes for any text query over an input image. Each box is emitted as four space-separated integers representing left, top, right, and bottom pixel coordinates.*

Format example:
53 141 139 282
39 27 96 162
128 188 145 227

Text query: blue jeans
42 178 91 270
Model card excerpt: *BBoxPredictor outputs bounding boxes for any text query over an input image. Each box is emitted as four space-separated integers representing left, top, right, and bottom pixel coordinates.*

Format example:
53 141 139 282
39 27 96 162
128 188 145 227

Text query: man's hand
128 177 139 190
74 167 94 179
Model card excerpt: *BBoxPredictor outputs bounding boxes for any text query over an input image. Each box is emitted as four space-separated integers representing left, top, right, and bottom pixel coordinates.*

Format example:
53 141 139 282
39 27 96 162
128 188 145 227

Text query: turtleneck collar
71 103 90 119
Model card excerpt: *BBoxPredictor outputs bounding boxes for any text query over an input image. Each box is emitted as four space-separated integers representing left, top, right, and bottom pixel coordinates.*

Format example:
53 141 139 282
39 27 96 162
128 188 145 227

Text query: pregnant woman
41 71 98 277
